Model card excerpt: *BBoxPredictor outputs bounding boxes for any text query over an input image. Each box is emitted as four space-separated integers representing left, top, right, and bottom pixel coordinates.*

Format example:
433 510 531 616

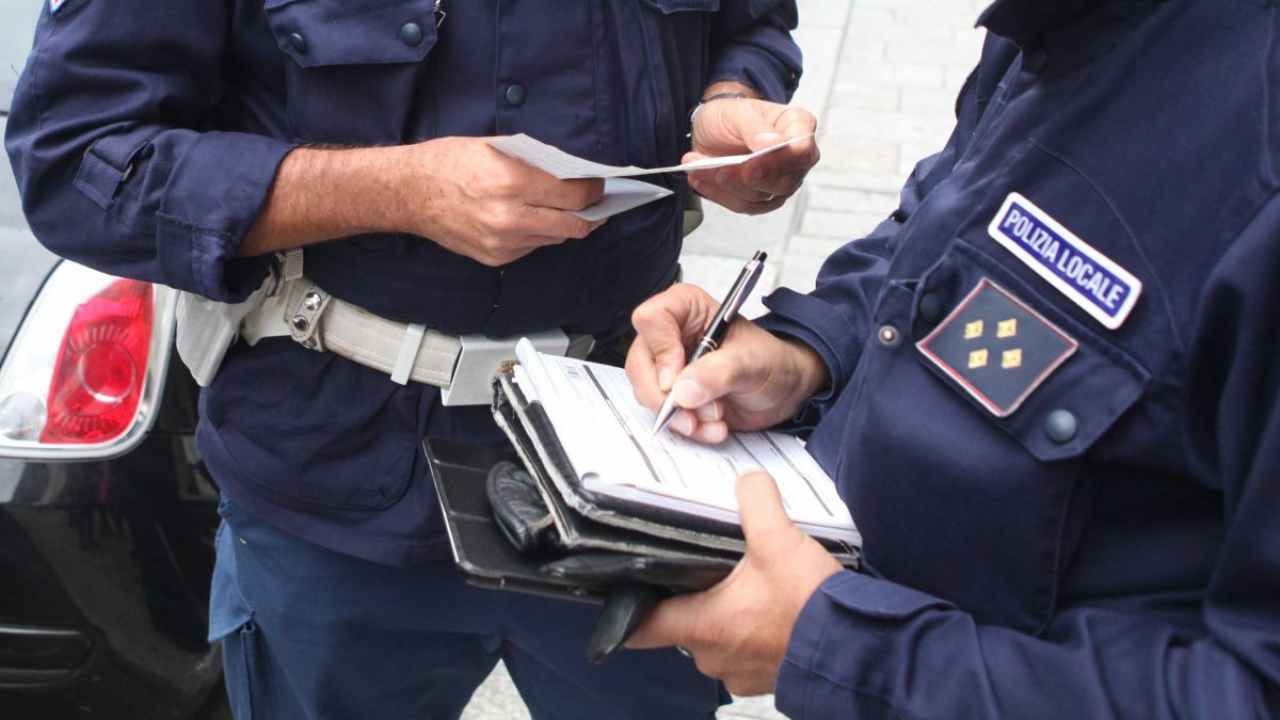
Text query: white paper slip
489 133 813 181
573 178 674 222
512 339 860 546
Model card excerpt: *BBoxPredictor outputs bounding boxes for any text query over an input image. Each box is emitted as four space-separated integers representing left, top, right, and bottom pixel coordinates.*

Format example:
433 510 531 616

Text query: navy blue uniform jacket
4 0 800 565
757 0 1280 716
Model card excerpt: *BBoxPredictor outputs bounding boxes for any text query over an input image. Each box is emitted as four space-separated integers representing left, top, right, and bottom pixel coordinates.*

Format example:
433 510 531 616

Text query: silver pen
651 251 768 434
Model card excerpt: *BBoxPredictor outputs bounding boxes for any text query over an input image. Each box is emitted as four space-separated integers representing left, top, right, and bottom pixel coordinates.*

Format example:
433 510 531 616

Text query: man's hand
407 137 605 266
626 472 844 696
241 139 604 266
687 83 820 216
626 284 828 444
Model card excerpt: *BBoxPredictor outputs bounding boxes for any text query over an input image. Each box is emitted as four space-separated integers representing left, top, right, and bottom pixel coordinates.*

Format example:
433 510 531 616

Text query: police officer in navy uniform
4 0 821 717
622 0 1280 716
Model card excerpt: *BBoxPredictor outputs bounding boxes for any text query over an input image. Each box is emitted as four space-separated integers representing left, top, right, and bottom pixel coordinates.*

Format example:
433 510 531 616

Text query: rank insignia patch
917 278 1079 418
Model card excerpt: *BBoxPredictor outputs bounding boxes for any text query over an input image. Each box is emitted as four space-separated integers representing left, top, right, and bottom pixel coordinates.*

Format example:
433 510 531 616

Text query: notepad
508 339 860 546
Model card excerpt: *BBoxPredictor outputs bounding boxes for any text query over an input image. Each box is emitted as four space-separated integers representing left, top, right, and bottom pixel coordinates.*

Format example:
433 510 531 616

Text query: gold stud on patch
916 278 1080 418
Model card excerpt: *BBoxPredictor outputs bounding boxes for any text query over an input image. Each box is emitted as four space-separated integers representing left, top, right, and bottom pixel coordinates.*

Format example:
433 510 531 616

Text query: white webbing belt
239 251 588 405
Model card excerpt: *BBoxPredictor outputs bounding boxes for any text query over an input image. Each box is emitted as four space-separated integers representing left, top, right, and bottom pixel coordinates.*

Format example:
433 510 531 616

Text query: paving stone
796 0 852 28
778 251 829 295
461 664 530 720
790 233 865 260
805 187 899 214
816 132 900 176
682 199 796 260
828 80 899 112
800 209 889 239
791 25 846 116
680 253 781 320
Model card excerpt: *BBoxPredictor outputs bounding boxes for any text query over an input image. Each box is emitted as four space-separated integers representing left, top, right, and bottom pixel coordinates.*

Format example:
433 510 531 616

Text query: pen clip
713 252 767 330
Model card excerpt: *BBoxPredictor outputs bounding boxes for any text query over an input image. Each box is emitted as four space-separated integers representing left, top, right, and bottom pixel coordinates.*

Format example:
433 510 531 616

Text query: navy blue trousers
209 499 723 719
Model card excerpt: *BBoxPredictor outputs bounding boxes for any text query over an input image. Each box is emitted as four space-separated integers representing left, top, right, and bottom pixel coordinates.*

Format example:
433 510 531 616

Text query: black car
2 4 228 717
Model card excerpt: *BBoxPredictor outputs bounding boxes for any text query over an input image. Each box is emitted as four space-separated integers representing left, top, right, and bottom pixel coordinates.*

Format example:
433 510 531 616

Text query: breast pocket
834 238 1150 635
263 0 440 143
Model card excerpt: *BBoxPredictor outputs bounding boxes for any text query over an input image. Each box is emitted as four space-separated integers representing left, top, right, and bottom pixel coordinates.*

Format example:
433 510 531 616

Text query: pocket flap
639 0 720 14
73 128 155 210
913 241 1150 463
265 0 439 68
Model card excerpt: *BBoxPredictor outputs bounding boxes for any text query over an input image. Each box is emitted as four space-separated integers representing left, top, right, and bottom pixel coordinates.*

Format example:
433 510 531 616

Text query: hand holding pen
625 262 831 444
651 252 769 434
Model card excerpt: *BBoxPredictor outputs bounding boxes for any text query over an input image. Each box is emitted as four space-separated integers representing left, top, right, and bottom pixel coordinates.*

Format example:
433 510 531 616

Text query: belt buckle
441 330 571 407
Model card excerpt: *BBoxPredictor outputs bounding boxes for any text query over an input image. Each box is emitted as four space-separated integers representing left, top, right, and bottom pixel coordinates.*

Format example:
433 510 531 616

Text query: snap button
287 32 308 53
505 83 527 107
399 21 423 47
917 292 944 324
1045 409 1078 444
877 324 901 348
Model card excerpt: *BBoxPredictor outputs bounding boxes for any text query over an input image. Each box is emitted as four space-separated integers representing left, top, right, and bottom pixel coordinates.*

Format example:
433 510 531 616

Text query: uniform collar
977 0 1152 49
977 0 1163 66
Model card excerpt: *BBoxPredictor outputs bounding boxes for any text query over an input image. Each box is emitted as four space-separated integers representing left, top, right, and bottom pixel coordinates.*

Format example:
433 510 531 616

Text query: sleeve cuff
709 37 801 103
156 131 294 302
776 572 954 719
757 287 863 404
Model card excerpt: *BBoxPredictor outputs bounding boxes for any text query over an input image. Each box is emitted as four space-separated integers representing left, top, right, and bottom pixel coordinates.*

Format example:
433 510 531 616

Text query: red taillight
40 279 154 444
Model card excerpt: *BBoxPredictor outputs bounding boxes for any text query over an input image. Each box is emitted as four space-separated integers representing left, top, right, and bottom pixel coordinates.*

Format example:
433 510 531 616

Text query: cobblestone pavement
461 1 984 718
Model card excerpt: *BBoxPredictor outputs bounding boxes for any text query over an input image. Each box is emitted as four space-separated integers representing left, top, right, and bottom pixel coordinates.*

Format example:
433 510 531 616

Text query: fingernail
659 367 676 392
673 413 696 436
673 378 710 407
754 132 783 145
749 166 765 182
695 403 720 423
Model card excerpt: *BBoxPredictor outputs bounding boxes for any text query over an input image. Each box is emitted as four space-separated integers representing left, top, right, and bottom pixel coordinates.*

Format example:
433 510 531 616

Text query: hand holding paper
686 98 821 215
487 132 814 223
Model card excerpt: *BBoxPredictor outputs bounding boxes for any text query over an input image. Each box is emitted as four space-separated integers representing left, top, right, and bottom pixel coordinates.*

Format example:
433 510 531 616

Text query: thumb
625 593 705 650
747 131 785 152
735 471 797 546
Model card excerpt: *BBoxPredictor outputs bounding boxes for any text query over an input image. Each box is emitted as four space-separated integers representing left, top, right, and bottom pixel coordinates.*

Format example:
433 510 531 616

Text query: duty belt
240 250 595 406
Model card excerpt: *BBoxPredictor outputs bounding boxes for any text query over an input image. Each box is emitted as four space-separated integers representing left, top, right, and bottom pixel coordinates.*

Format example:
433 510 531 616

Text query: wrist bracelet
688 91 750 137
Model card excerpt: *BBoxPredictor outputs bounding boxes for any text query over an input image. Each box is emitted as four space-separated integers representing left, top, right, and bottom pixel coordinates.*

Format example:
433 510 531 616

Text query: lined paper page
514 341 857 544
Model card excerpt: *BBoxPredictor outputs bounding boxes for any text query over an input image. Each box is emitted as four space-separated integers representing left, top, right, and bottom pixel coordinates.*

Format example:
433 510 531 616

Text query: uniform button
505 83 527 107
399 21 423 47
1045 409 1078 444
287 32 307 53
917 292 945 324
877 324 901 348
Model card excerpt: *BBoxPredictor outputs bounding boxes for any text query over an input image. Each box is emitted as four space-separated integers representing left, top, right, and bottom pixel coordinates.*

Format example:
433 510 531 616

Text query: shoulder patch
917 279 1078 418
988 192 1142 330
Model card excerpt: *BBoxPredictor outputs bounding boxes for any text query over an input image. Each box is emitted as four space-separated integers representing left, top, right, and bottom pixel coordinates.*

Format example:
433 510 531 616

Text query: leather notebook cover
426 437 607 603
